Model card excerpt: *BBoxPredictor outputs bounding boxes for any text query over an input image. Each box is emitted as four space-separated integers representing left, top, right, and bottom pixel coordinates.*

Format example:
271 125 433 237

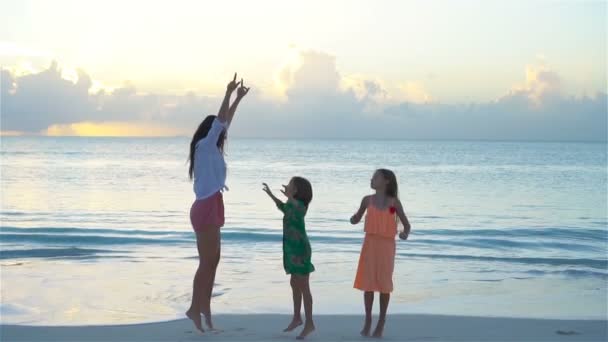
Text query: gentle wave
0 233 191 245
2 226 605 248
0 247 124 259
472 268 608 281
0 226 184 236
1 226 606 270
415 227 607 241
407 238 602 251
396 252 608 269
3 226 606 239
524 269 608 279
5 231 600 252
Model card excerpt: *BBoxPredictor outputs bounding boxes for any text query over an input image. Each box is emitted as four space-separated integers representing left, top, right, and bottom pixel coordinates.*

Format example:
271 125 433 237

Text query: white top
193 118 228 200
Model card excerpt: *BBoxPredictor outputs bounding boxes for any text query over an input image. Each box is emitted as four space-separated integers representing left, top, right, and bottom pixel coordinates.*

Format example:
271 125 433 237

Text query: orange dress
353 201 397 293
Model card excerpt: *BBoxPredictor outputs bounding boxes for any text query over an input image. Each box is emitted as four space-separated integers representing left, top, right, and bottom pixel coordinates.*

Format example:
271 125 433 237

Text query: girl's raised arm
263 183 285 212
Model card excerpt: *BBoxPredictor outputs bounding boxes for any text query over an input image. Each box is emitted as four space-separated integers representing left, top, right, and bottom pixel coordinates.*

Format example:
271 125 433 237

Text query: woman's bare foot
361 317 372 337
185 309 204 333
372 319 385 338
283 317 303 332
296 322 315 340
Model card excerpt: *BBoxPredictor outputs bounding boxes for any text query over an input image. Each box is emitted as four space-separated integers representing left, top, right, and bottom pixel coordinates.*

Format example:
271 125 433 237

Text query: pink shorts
190 192 225 231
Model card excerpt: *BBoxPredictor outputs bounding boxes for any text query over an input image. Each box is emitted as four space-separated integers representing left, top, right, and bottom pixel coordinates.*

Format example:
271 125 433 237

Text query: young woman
186 73 250 332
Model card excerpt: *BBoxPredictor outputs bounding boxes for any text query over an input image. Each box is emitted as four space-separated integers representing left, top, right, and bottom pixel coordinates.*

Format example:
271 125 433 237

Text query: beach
1 138 606 339
2 314 607 341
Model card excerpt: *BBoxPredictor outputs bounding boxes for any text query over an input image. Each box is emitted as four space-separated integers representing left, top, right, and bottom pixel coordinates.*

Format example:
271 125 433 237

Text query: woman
186 73 249 332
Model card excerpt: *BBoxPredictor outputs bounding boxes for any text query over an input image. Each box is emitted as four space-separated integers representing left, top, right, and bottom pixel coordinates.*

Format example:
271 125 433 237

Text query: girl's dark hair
292 176 313 207
377 169 399 199
188 115 226 180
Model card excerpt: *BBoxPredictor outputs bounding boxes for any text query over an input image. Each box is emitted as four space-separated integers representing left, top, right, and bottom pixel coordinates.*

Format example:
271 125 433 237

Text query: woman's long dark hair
377 168 398 199
188 115 226 180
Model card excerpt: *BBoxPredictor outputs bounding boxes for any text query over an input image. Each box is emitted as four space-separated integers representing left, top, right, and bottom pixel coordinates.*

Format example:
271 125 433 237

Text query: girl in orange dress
350 169 411 338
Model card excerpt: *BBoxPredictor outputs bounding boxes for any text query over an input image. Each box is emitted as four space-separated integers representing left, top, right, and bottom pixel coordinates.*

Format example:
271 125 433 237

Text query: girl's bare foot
361 317 372 337
372 319 385 338
283 317 303 332
185 309 204 333
296 322 315 340
204 315 215 331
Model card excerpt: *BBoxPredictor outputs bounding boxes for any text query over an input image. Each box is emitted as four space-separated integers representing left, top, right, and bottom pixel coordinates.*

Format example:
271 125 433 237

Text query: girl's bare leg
372 293 390 338
295 275 315 339
284 275 303 332
361 291 374 336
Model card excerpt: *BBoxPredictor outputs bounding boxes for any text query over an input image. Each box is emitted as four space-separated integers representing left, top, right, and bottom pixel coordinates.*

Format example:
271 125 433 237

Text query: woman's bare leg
186 231 208 332
201 243 221 330
186 227 220 332
199 226 221 330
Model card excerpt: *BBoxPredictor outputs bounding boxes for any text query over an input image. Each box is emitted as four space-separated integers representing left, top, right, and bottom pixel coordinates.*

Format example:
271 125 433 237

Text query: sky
0 0 606 140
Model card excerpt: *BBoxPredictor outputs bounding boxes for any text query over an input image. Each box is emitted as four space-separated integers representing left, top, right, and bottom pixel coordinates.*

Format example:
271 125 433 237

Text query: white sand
1 314 606 341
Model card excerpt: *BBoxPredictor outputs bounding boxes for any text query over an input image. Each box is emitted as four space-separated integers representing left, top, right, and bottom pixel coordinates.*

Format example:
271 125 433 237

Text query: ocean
1 137 606 325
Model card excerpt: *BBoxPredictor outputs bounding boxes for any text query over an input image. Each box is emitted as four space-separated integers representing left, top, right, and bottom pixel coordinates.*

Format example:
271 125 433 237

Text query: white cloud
398 82 432 104
505 61 563 107
1 52 606 141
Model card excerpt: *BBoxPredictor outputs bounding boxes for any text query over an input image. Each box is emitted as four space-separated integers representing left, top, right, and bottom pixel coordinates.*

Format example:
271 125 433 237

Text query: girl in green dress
263 177 315 340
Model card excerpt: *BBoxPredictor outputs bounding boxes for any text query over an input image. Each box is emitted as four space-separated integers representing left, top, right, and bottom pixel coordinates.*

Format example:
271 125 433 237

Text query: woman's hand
227 73 239 93
399 231 409 240
237 79 250 98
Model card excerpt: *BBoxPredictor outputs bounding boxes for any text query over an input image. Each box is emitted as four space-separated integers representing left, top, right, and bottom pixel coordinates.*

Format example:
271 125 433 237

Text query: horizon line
1 135 606 144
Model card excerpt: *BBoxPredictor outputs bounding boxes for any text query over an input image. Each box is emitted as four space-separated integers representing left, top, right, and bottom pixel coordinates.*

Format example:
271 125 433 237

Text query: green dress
277 200 315 275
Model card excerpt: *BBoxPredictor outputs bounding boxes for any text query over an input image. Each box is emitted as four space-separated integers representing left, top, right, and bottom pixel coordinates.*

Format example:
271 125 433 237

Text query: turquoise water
1 137 606 324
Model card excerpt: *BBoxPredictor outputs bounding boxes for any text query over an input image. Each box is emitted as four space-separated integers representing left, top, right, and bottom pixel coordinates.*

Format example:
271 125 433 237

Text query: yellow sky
3 1 605 98
44 122 183 137
1 0 606 138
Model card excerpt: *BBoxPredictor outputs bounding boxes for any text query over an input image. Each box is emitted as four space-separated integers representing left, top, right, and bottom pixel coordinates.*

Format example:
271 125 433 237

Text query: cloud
234 52 606 141
0 62 219 136
506 62 562 106
283 50 341 98
1 61 96 132
398 82 432 104
1 52 606 141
